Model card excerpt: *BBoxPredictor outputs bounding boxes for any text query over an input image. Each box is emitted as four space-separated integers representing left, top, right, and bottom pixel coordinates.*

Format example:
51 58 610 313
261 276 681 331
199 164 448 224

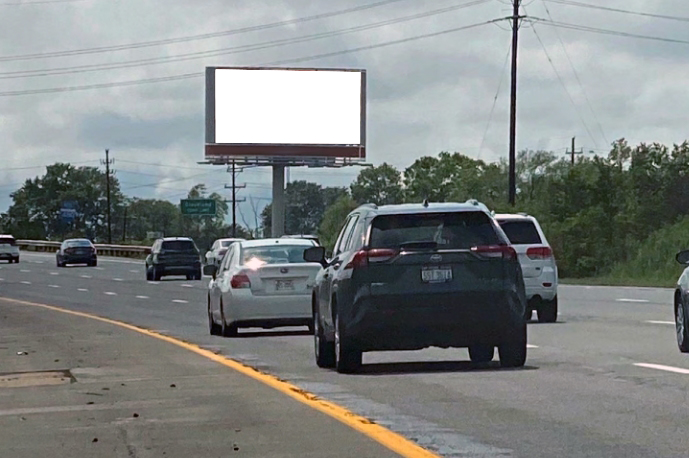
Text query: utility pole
567 136 583 165
122 206 127 243
225 160 245 237
508 0 523 206
101 149 114 244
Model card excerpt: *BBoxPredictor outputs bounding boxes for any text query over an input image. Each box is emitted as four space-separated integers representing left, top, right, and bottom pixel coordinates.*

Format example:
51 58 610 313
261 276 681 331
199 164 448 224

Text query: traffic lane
3 276 689 456
0 299 400 458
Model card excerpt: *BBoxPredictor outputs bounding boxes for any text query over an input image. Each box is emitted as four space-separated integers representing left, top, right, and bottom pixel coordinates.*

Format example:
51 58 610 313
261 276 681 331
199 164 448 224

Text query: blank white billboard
213 68 364 145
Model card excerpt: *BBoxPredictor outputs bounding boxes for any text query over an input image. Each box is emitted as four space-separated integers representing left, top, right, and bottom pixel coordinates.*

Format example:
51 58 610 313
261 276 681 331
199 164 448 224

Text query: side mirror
203 264 218 279
304 246 327 268
677 250 689 265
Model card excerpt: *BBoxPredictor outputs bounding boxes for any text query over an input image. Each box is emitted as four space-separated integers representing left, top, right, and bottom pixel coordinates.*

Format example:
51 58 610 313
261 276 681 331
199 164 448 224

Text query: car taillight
526 246 553 260
345 248 398 269
65 248 75 254
231 273 251 289
471 245 517 260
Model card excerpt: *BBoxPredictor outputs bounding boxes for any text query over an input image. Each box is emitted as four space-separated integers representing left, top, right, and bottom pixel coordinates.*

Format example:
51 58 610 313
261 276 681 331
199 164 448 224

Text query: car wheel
524 308 532 321
56 258 63 268
196 268 203 280
537 297 558 323
145 266 152 281
152 266 161 281
220 300 238 337
498 323 527 368
208 298 221 336
314 306 335 368
469 345 495 364
334 313 361 374
676 300 689 353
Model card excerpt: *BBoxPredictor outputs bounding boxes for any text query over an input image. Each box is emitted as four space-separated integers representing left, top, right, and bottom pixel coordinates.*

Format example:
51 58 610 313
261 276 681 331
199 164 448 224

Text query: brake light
471 245 517 260
231 273 251 289
526 246 553 260
344 248 398 269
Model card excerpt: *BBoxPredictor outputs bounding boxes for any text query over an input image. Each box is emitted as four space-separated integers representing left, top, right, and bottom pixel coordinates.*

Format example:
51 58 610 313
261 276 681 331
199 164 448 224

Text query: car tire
90 260 97 267
14 257 19 264
334 313 361 374
152 267 161 281
314 307 335 368
676 300 689 353
498 323 527 368
537 297 558 323
208 298 221 336
524 308 533 321
469 345 495 363
220 301 238 337
56 259 63 268
145 266 152 281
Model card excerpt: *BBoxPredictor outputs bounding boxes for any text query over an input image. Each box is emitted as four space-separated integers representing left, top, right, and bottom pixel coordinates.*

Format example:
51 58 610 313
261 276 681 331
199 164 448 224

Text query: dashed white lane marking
49 272 59 275
172 299 188 304
129 269 139 273
77 288 88 292
646 320 675 325
634 363 689 375
181 284 194 288
33 261 44 264
20 269 30 273
20 281 31 285
0 278 4 281
136 295 149 299
80 275 92 279
95 267 105 271
527 344 539 349
104 292 117 296
617 298 650 303
113 278 124 282
147 281 159 285
48 285 60 288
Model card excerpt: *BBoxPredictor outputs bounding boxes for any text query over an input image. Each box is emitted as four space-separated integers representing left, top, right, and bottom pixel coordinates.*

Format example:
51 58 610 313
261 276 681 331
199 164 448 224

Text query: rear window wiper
399 241 438 251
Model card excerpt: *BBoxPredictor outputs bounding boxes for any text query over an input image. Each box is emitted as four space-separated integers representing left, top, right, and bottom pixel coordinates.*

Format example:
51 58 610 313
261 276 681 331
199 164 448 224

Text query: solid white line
617 298 650 303
634 363 689 375
136 295 149 299
80 275 92 279
77 288 88 292
172 299 188 304
48 285 60 288
20 281 31 285
104 292 117 296
646 320 675 325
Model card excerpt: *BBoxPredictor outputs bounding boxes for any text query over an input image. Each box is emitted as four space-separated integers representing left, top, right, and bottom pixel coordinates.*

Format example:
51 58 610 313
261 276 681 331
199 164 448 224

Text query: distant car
494 213 558 323
145 237 202 281
0 235 19 263
56 238 97 267
306 200 528 373
281 234 321 245
674 250 689 352
205 238 321 337
205 238 245 267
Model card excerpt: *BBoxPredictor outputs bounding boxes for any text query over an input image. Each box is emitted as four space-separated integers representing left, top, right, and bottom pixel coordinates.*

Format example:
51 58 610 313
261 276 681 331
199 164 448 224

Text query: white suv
0 235 20 263
494 213 558 322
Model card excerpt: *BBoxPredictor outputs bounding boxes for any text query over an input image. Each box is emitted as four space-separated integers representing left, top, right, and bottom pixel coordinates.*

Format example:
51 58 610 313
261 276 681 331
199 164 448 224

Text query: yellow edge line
1 297 438 458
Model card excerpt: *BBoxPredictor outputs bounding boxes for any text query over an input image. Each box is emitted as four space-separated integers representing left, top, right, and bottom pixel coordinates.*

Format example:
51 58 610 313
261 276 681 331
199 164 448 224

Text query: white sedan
206 238 322 337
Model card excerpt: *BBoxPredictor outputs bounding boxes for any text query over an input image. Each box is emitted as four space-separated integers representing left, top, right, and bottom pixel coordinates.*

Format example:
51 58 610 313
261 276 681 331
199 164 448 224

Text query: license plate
421 266 452 283
276 280 294 291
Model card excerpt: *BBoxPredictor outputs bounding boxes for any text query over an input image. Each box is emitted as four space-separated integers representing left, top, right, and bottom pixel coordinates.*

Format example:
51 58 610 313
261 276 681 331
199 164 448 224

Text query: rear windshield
161 240 197 252
66 240 92 247
0 237 16 246
369 211 502 250
497 220 542 245
221 240 238 247
242 245 312 265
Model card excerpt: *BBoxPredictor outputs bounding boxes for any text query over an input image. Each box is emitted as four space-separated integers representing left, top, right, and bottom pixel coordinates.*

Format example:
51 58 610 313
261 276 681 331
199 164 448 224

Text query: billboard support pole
271 165 286 238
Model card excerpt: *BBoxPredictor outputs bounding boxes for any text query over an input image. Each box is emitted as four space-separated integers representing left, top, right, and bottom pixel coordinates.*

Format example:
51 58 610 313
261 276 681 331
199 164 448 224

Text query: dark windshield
370 211 502 250
242 245 312 265
161 240 197 252
497 220 542 245
0 237 16 246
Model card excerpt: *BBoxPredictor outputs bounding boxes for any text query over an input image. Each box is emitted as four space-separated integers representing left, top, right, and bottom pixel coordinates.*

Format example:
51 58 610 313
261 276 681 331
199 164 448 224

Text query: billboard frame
205 66 367 162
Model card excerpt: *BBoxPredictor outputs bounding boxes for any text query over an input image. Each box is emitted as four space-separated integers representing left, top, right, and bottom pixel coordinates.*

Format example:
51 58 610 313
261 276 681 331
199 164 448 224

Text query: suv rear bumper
0 252 19 261
156 262 201 275
524 267 557 302
342 290 526 352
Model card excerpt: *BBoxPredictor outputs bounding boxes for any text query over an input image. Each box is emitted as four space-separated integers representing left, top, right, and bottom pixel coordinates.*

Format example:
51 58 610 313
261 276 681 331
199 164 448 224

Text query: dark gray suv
305 200 527 373
145 237 202 281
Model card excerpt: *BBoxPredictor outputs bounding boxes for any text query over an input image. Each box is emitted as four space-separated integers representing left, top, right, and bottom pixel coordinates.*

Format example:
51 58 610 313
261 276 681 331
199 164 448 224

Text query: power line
0 19 497 97
534 18 689 46
530 23 598 148
0 0 410 62
542 0 689 23
0 0 86 5
477 42 511 161
0 0 492 80
0 159 99 171
540 0 608 146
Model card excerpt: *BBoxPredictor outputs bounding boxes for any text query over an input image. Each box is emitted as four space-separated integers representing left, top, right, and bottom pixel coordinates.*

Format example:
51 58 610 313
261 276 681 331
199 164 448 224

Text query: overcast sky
1 0 687 227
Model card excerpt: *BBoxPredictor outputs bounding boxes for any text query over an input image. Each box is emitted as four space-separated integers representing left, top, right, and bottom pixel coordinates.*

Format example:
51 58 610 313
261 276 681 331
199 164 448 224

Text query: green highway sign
180 199 217 216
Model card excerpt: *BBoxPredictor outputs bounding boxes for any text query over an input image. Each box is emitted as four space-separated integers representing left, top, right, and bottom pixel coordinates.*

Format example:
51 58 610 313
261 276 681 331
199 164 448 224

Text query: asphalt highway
2 252 688 457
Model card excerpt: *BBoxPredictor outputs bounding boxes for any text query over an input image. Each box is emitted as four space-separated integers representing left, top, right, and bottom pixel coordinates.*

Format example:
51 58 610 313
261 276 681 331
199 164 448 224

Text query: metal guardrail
17 240 151 259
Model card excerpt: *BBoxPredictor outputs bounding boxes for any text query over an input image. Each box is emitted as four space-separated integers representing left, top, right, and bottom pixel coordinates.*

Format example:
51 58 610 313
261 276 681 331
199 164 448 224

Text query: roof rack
360 203 377 209
517 212 529 217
